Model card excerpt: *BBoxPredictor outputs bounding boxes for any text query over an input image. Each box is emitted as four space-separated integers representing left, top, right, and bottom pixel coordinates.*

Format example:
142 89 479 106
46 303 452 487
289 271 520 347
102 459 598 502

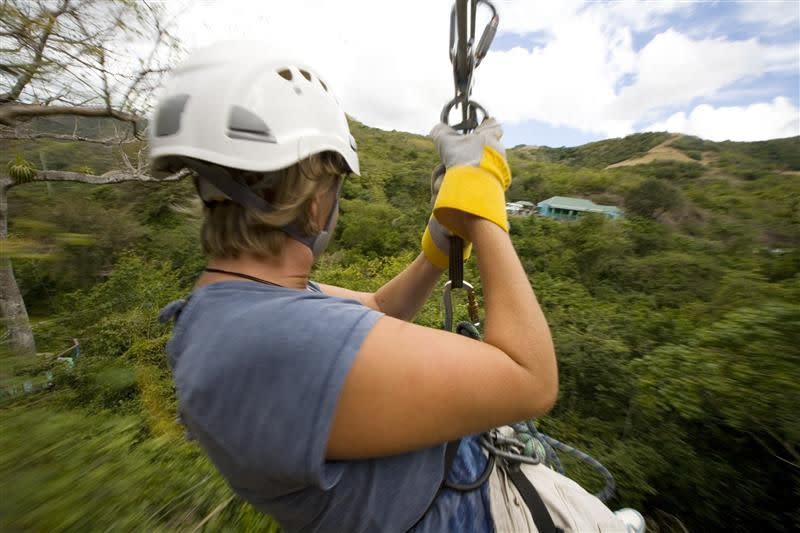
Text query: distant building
506 200 536 216
537 196 622 220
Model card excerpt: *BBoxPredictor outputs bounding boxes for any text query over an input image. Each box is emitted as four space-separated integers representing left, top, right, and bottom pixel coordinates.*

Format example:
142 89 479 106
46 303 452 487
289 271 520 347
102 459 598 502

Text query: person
153 42 644 533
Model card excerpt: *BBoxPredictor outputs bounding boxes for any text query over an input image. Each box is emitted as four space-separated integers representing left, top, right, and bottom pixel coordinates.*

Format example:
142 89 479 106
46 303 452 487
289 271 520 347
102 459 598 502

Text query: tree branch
763 427 800 463
0 130 139 145
23 168 191 186
655 510 689 533
120 5 166 111
0 0 71 104
747 429 800 470
0 103 139 127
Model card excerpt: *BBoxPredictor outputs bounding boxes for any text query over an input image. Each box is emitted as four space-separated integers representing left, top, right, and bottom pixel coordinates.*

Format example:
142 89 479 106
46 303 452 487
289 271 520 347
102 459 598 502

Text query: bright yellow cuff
422 226 450 270
433 168 509 236
432 145 511 237
422 226 473 271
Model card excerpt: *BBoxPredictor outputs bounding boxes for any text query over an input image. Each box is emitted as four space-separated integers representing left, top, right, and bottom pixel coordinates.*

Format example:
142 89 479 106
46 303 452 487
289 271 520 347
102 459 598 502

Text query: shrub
635 161 704 180
624 179 685 219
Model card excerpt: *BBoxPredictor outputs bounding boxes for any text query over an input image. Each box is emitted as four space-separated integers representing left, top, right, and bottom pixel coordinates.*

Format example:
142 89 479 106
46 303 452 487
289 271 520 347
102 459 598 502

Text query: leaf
7 154 37 184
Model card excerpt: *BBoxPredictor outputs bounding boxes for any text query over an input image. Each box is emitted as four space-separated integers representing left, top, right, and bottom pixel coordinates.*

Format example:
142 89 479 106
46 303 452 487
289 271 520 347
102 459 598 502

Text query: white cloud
476 10 638 137
737 0 800 29
644 97 800 141
492 0 584 34
593 0 695 32
610 29 797 121
164 0 799 143
169 0 453 133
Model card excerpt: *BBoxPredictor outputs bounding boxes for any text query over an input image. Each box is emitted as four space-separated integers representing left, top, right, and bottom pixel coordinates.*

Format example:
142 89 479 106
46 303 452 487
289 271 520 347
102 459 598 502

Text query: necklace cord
204 267 284 288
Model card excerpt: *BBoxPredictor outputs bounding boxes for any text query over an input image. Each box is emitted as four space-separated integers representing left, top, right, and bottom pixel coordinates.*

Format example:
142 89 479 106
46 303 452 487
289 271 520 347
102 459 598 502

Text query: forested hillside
2 119 798 532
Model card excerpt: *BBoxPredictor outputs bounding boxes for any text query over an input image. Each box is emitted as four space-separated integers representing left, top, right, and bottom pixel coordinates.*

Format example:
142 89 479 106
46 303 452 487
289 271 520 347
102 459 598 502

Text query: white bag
488 461 641 533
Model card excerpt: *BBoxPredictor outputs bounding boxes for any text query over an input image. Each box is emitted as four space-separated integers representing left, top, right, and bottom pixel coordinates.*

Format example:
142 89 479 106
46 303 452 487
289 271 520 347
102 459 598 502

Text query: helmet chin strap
283 179 341 258
186 159 340 259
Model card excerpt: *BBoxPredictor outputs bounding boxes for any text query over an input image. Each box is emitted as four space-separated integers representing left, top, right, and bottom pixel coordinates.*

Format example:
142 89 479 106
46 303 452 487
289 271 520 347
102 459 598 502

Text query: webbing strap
186 159 319 249
443 439 461 481
506 466 563 533
406 439 463 532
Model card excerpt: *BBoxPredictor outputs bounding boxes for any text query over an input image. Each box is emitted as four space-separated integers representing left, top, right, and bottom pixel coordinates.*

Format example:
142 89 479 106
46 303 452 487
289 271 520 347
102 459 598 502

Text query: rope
451 323 616 502
511 420 616 503
455 321 481 340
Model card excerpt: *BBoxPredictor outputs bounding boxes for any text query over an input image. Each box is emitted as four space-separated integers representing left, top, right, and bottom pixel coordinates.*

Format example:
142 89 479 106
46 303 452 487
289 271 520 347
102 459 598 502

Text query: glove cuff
422 226 449 270
422 225 473 271
433 164 509 236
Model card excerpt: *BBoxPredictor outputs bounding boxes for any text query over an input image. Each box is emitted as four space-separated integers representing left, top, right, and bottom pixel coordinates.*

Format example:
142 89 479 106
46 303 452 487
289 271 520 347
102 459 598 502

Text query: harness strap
506 466 563 533
443 439 461 481
406 439 463 532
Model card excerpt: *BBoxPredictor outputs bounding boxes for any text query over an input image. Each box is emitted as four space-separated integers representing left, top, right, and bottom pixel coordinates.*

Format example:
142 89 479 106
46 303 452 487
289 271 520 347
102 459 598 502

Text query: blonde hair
200 152 347 258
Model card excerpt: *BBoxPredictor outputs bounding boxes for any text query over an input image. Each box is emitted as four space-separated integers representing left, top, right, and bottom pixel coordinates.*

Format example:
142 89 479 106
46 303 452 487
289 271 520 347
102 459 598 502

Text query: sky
166 0 800 147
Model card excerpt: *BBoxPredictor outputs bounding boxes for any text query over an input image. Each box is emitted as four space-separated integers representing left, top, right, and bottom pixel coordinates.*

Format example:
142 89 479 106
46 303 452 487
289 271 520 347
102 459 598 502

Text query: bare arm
318 253 443 321
327 217 558 459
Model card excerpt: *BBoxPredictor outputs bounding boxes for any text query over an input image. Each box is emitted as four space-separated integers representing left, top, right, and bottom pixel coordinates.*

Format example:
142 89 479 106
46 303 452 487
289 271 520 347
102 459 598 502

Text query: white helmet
150 41 359 175
149 41 359 257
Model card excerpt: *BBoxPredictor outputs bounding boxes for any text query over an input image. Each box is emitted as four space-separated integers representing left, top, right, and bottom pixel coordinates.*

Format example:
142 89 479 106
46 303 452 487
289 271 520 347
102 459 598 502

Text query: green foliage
631 160 704 180
0 405 280 532
336 199 418 258
57 356 139 411
4 118 799 531
670 134 720 154
534 132 672 168
721 136 800 171
7 153 37 183
1 134 129 175
633 302 800 529
75 164 95 175
49 255 185 358
637 302 800 443
715 150 779 180
624 178 684 219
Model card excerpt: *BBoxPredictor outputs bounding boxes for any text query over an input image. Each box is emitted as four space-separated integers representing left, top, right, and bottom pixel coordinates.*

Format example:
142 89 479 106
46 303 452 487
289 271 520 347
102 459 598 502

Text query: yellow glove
422 164 473 270
430 118 511 239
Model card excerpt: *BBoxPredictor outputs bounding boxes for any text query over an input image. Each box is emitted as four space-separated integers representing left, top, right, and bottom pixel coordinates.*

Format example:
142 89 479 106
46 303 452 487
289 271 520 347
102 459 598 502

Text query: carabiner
448 0 499 89
446 0 498 135
474 1 498 67
440 97 487 132
442 280 479 332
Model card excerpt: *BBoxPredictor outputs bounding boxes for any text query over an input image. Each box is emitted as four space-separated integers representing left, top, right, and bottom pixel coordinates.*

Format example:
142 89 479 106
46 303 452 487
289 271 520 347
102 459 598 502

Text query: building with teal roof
536 196 622 220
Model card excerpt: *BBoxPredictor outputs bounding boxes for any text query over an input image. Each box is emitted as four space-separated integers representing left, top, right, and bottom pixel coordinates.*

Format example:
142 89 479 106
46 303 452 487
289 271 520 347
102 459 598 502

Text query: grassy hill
1 120 799 532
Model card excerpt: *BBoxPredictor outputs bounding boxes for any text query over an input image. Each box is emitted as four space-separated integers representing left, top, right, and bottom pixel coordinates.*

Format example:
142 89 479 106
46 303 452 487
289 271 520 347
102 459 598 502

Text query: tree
632 302 800 530
623 178 684 220
0 0 186 355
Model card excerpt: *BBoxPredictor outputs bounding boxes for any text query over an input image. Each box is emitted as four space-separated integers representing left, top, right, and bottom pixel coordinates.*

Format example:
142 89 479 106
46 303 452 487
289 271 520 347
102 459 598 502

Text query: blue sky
175 0 799 147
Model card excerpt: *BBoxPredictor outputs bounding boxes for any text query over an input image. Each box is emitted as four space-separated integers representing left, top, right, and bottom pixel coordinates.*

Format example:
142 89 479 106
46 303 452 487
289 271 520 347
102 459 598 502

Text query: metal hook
443 280 478 331
447 0 498 134
440 97 487 132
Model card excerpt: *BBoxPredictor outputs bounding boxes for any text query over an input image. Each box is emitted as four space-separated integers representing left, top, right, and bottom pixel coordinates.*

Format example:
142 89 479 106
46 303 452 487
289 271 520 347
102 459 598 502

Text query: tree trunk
0 181 36 355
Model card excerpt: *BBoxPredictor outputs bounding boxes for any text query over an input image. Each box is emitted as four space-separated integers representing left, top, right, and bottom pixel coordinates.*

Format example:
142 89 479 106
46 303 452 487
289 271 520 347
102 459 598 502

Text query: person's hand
429 118 511 240
421 163 472 270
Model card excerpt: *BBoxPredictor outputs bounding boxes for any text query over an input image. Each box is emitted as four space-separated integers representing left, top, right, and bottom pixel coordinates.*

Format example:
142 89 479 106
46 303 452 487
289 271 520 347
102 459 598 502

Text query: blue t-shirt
162 281 492 532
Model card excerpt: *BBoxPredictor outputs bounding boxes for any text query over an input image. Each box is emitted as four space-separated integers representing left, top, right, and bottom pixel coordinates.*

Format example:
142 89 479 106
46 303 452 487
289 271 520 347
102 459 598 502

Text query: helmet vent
155 94 190 137
277 68 292 81
227 106 277 143
300 69 312 82
318 78 328 92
